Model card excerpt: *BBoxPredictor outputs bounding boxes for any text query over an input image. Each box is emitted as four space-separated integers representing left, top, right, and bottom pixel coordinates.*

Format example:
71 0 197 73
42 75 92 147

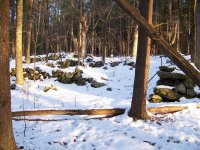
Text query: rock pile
149 66 197 103
53 67 105 88
110 61 120 67
10 67 50 81
89 61 104 68
57 59 83 68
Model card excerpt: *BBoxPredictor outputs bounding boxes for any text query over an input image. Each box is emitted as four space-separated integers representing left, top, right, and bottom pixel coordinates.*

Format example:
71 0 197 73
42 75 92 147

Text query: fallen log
12 108 125 117
113 0 200 88
12 105 200 120
148 106 188 114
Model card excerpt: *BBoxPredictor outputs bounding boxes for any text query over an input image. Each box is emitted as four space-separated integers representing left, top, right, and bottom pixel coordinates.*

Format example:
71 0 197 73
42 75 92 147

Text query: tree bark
128 0 153 120
0 0 18 149
16 0 24 85
25 0 33 64
113 0 200 88
195 0 200 69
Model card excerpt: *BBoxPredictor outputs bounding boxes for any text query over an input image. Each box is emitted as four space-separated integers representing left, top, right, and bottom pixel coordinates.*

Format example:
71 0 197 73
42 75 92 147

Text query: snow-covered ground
11 55 200 150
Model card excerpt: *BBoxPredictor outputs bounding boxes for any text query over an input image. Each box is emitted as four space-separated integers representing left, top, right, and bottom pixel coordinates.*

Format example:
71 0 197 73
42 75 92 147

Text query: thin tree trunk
25 0 33 64
195 0 200 69
128 0 153 120
132 25 138 57
16 0 24 85
0 0 18 149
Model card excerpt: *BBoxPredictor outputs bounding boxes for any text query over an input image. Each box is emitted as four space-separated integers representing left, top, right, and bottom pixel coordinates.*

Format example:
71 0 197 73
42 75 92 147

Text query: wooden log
147 106 188 114
12 105 200 119
12 108 125 117
113 0 200 88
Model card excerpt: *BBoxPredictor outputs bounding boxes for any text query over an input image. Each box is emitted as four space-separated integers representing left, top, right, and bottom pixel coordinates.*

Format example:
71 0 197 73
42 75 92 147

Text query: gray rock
91 80 105 88
186 89 196 97
94 61 104 68
159 66 175 72
10 84 16 90
175 83 186 94
73 72 82 81
157 79 181 86
58 75 72 84
87 78 93 83
106 87 112 91
110 62 120 67
124 61 136 67
157 71 186 80
103 66 108 70
76 78 87 86
52 69 63 78
183 79 195 88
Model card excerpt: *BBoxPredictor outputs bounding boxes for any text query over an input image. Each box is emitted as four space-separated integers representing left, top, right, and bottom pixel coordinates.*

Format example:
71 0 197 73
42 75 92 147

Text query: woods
0 0 200 149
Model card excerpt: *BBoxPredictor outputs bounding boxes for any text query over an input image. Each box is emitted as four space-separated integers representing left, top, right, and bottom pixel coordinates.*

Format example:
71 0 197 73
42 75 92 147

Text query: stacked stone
149 66 197 103
52 67 105 88
10 67 50 80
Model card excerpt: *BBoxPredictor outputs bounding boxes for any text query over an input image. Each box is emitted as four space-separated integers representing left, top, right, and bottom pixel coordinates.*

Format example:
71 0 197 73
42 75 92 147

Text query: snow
11 54 200 150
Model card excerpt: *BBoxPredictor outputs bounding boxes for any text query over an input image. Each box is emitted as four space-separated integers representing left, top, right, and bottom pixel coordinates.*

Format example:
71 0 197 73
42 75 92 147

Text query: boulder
124 61 136 67
154 87 182 101
75 67 83 74
106 87 112 91
10 84 16 90
157 79 181 86
86 78 93 83
91 80 105 88
46 63 55 68
183 79 195 88
76 78 87 86
57 60 71 68
25 68 35 74
58 75 73 84
89 63 95 68
157 71 186 80
103 66 108 70
64 72 74 79
159 66 175 72
52 69 63 78
72 72 82 81
110 62 120 67
41 72 50 79
175 83 186 94
186 89 196 97
94 61 104 68
148 94 163 103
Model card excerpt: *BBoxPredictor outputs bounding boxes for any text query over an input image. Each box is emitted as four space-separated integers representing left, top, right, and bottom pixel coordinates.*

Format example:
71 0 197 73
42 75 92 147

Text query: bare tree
16 0 24 84
25 0 33 64
128 0 153 120
195 0 200 69
0 0 18 149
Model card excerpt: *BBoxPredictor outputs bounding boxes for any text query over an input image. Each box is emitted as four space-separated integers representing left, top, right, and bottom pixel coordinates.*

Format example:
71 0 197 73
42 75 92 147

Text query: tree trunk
195 0 200 69
128 0 153 120
16 0 24 85
10 0 16 59
0 0 18 149
113 0 200 88
81 15 87 58
132 25 138 57
25 0 33 64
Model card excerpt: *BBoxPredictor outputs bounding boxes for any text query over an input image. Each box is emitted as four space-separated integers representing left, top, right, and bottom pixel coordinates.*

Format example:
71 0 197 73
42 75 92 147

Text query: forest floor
11 54 200 150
